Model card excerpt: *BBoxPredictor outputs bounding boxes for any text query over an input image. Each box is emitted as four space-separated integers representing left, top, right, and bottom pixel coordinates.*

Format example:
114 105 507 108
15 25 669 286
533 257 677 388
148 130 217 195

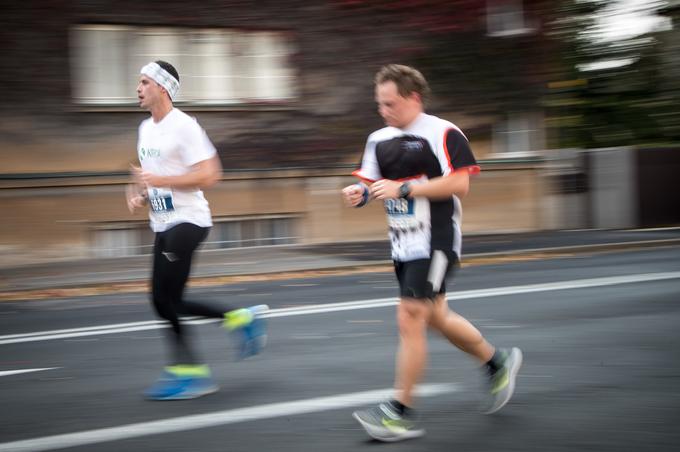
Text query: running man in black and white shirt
126 60 267 401
344 64 523 442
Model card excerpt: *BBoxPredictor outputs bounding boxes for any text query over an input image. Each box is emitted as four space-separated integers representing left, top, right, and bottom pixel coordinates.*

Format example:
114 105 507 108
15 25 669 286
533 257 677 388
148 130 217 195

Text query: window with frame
90 215 299 257
492 111 545 155
70 25 297 106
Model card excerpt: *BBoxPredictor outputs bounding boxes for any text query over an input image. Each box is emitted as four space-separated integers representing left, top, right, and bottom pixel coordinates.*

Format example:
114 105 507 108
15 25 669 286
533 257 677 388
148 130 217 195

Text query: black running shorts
393 250 459 300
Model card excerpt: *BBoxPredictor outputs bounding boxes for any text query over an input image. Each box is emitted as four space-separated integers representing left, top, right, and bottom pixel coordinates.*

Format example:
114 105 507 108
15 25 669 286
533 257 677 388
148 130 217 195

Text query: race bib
384 198 418 229
148 187 176 223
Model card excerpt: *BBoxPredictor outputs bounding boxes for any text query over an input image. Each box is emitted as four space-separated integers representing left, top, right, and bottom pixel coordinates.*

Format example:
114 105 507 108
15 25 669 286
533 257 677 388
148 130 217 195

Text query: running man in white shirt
344 64 523 442
127 60 267 400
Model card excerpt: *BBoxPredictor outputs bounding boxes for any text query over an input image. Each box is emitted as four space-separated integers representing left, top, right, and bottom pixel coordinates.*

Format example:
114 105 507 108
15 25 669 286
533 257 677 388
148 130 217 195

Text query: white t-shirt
137 108 216 232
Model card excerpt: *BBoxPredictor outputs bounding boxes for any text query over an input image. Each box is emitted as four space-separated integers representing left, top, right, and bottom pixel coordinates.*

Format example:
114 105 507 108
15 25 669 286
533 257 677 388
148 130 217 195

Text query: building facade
0 1 553 263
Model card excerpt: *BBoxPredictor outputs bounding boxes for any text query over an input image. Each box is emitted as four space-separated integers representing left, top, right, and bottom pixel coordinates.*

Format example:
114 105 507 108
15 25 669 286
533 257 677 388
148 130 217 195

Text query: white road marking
339 332 377 338
0 383 460 452
0 320 171 339
0 367 59 377
625 226 680 232
1 271 679 346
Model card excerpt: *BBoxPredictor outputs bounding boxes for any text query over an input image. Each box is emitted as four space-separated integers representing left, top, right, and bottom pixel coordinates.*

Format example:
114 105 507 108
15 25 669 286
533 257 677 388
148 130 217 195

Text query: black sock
485 348 506 374
389 399 411 416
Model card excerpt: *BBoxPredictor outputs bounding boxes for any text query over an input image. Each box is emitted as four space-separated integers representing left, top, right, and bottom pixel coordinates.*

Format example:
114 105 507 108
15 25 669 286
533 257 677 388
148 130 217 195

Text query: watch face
399 183 410 198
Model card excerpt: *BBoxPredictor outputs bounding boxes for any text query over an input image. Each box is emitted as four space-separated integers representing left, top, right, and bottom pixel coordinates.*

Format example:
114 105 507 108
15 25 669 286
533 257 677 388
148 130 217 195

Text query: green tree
545 0 675 148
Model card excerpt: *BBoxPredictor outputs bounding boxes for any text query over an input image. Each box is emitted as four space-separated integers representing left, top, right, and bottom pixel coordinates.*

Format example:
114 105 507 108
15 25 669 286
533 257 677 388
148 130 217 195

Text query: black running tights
151 223 230 365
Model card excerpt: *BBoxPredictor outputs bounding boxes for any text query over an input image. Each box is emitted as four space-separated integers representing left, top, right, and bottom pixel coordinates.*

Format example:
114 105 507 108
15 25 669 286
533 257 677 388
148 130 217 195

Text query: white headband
140 62 180 100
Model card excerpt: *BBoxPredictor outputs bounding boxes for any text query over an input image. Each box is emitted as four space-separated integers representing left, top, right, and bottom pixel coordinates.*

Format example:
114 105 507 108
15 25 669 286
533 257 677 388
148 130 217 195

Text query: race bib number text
148 187 175 218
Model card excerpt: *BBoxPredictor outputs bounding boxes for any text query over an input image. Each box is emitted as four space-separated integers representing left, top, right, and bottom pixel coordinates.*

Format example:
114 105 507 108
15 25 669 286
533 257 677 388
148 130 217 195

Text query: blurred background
1 0 679 264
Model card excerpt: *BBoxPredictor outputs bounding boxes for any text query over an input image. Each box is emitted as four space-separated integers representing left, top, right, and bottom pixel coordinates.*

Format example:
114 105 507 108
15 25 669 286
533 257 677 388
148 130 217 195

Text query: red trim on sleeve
396 174 425 182
351 170 425 183
351 169 377 183
457 165 481 175
444 128 480 175
442 129 456 173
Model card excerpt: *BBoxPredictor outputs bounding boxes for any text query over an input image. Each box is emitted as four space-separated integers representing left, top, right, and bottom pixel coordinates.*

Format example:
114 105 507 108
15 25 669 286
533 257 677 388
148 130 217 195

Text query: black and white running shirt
353 113 480 262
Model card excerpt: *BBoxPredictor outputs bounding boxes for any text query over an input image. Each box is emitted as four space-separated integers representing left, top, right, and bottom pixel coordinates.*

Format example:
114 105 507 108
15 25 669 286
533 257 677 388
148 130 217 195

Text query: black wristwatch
398 182 412 199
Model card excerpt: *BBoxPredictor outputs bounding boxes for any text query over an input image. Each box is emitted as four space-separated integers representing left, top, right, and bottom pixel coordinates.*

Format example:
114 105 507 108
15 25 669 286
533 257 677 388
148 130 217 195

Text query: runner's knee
397 299 431 334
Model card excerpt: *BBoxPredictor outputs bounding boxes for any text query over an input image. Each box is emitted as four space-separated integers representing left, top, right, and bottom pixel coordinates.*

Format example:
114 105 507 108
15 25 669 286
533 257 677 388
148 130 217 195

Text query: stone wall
0 163 547 264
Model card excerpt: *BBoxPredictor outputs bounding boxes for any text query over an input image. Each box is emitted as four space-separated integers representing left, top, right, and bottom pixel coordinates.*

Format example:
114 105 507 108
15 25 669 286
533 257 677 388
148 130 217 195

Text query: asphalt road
1 246 679 451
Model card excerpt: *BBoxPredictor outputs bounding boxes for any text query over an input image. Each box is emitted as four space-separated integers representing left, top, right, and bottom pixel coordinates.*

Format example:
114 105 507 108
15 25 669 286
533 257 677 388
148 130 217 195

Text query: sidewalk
1 228 679 297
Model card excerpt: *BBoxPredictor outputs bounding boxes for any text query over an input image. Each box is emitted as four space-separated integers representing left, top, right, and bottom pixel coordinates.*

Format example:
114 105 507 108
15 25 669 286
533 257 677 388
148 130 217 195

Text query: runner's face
375 81 421 129
136 75 163 110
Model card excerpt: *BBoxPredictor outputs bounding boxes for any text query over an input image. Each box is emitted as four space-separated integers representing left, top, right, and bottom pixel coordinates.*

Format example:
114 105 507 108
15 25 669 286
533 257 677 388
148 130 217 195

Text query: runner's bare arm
409 170 470 199
371 171 470 201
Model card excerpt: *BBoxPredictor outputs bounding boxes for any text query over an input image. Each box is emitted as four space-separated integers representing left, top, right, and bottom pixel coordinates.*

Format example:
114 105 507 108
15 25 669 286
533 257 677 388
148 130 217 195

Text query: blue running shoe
224 304 269 359
145 365 218 400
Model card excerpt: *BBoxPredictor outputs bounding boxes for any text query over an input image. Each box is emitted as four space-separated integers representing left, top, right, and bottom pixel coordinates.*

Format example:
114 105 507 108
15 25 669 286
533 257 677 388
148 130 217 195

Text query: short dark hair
375 64 430 102
155 60 179 82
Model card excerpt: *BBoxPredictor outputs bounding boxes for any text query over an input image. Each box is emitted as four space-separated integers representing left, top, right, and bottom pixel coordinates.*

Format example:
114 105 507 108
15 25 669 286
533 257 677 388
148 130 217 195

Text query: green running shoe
353 401 424 442
483 347 523 414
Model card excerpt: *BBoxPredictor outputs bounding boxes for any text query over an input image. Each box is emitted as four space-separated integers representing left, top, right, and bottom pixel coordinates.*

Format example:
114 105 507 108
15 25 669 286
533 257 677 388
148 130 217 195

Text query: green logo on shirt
139 147 161 160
